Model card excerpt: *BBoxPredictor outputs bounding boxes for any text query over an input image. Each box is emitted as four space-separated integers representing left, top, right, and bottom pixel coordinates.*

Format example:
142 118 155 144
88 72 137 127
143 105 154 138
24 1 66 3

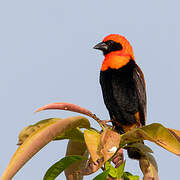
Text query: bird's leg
90 114 108 130
101 119 113 128
101 119 112 123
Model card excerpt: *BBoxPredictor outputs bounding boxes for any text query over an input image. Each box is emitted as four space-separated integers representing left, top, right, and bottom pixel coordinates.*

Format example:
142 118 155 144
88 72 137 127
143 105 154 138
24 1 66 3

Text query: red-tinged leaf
35 102 106 129
81 129 121 176
65 140 89 180
1 116 89 180
139 153 158 180
79 158 101 176
100 129 121 162
35 102 93 117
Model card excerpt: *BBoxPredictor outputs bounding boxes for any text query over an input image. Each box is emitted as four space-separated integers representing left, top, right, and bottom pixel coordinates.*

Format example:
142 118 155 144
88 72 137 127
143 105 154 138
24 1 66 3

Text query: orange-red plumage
100 35 135 71
101 51 131 71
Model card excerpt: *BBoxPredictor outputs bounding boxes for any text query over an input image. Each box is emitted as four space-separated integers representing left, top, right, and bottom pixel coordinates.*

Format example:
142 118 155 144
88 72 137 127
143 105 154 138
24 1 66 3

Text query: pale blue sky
1 0 180 179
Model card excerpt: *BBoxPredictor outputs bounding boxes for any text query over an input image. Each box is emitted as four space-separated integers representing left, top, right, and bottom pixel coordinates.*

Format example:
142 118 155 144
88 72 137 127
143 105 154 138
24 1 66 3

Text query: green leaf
43 155 86 180
93 169 110 180
120 123 180 156
123 172 139 180
55 127 84 142
117 161 126 179
84 129 102 162
18 118 61 145
105 161 117 178
104 161 126 179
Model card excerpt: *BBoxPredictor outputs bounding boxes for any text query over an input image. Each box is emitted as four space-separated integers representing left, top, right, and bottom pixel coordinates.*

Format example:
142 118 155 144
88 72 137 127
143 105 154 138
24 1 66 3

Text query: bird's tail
126 141 144 160
112 118 144 159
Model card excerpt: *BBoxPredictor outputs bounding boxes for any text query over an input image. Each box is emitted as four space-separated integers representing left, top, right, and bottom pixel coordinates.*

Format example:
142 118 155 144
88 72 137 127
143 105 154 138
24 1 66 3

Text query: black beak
93 42 109 51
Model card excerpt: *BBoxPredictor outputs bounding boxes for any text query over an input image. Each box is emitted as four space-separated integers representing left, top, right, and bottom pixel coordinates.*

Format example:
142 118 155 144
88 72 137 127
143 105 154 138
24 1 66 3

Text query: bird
94 34 146 159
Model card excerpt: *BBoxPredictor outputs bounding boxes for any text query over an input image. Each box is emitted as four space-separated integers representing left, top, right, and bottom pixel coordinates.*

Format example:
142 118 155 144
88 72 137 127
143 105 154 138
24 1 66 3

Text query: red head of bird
94 34 135 71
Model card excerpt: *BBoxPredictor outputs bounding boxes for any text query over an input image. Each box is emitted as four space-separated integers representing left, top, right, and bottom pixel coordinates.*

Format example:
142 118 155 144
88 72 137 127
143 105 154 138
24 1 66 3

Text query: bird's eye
105 40 115 46
105 40 123 51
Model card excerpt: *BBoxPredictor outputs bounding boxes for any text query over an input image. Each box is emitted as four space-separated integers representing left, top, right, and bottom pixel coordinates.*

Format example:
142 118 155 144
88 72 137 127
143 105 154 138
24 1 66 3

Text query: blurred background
0 0 180 179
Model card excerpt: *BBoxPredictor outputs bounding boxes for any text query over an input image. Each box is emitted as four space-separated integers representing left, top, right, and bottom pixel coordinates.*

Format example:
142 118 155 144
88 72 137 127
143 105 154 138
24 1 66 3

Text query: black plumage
100 59 146 133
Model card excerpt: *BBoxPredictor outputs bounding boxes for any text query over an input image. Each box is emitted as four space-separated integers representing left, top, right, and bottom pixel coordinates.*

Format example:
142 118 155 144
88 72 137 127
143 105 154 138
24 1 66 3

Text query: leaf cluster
1 102 180 180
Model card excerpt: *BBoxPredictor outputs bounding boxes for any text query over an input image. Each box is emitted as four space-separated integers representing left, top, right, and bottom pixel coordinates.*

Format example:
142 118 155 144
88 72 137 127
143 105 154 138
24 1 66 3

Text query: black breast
100 60 140 127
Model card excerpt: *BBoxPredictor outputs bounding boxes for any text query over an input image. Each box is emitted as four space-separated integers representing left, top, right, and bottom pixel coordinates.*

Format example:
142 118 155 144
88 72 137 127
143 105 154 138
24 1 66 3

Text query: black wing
133 63 146 125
